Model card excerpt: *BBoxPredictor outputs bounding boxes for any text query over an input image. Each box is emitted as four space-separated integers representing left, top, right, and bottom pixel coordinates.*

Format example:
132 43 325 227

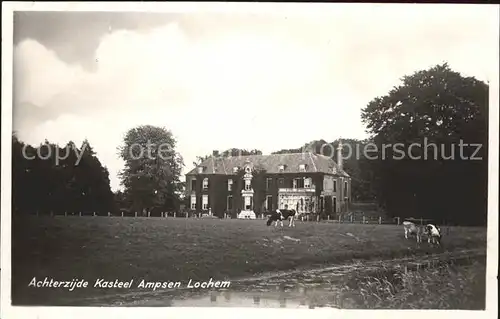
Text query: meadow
11 216 487 307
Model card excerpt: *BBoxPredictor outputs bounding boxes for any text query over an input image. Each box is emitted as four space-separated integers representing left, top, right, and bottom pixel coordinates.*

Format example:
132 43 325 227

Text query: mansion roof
186 152 349 177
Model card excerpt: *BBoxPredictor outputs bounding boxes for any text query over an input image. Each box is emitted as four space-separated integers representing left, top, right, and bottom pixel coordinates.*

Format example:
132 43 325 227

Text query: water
81 249 485 308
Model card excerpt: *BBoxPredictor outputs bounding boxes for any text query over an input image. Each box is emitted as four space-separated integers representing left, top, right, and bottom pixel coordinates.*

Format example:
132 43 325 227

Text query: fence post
327 215 330 221
93 212 96 217
379 216 382 224
65 212 67 217
148 211 150 218
79 211 82 217
350 215 353 223
135 211 137 217
362 216 365 224
317 215 320 222
108 212 111 217
174 212 176 218
338 215 341 223
396 217 400 225
121 212 124 217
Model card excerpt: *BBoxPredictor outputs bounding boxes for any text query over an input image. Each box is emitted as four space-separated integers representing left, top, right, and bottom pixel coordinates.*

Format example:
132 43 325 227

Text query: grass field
11 216 487 307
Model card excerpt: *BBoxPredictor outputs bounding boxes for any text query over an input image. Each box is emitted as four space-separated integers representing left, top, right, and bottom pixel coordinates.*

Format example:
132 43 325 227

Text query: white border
1 2 498 319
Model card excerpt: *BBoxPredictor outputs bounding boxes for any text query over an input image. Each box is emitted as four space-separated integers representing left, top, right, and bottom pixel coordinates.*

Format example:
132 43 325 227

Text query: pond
81 248 485 308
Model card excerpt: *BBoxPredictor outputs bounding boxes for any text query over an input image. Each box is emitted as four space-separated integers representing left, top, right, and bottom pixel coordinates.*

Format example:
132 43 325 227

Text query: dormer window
233 167 239 173
197 166 205 174
202 178 209 189
278 165 285 172
299 164 307 172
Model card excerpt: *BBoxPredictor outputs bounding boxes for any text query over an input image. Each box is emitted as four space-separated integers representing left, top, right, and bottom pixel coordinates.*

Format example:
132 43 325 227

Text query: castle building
185 143 351 219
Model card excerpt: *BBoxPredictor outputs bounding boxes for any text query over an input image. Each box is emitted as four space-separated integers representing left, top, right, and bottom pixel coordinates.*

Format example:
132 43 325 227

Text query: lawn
11 215 487 306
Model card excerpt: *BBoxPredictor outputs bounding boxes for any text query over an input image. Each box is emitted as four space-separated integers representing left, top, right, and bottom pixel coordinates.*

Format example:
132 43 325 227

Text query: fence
23 210 441 226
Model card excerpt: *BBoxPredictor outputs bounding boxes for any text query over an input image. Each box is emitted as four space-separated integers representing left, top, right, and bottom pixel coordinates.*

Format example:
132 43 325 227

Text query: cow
402 221 426 243
425 224 442 246
266 205 298 228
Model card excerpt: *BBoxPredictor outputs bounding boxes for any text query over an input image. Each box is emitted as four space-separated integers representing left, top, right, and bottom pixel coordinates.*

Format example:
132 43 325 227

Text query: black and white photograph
1 2 498 319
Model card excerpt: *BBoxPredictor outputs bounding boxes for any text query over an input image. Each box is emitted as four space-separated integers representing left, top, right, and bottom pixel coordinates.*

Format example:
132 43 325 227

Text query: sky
12 4 499 191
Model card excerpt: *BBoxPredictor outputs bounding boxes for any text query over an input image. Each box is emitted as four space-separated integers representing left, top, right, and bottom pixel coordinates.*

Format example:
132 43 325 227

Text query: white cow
402 221 425 243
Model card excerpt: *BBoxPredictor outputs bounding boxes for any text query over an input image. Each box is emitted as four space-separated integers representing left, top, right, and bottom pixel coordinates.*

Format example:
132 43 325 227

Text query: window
304 177 311 188
299 164 306 172
266 195 273 211
197 166 204 174
227 195 233 210
278 178 284 187
227 179 233 191
203 178 209 189
278 165 285 172
233 167 239 173
333 180 337 192
190 179 196 191
333 197 337 212
245 179 251 191
190 194 196 209
344 181 348 195
202 195 209 210
266 178 272 190
293 178 304 189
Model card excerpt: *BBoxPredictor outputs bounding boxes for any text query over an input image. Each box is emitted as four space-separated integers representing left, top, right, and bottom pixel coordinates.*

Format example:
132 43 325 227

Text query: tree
193 148 263 165
12 134 115 216
361 63 488 225
118 125 185 214
192 155 210 167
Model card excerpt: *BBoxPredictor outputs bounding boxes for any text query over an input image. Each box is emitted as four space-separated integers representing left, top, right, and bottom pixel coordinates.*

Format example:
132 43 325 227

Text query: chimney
337 140 343 171
213 150 219 157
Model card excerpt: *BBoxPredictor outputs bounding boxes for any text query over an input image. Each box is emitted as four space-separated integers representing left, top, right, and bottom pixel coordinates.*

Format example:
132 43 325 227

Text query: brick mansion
185 143 351 219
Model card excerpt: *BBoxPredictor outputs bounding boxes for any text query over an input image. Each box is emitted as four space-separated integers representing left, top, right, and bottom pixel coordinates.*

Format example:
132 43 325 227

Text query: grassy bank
339 259 486 309
11 216 487 305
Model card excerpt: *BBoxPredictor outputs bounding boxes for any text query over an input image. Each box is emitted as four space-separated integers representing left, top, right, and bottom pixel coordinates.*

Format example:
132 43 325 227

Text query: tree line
12 63 488 225
12 135 116 215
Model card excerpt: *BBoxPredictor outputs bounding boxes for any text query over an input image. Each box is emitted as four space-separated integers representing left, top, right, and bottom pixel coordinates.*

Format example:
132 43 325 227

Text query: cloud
13 7 498 191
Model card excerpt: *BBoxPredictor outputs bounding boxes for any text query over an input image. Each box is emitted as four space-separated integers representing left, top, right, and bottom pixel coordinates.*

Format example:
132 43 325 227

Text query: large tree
361 63 488 225
118 125 184 214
